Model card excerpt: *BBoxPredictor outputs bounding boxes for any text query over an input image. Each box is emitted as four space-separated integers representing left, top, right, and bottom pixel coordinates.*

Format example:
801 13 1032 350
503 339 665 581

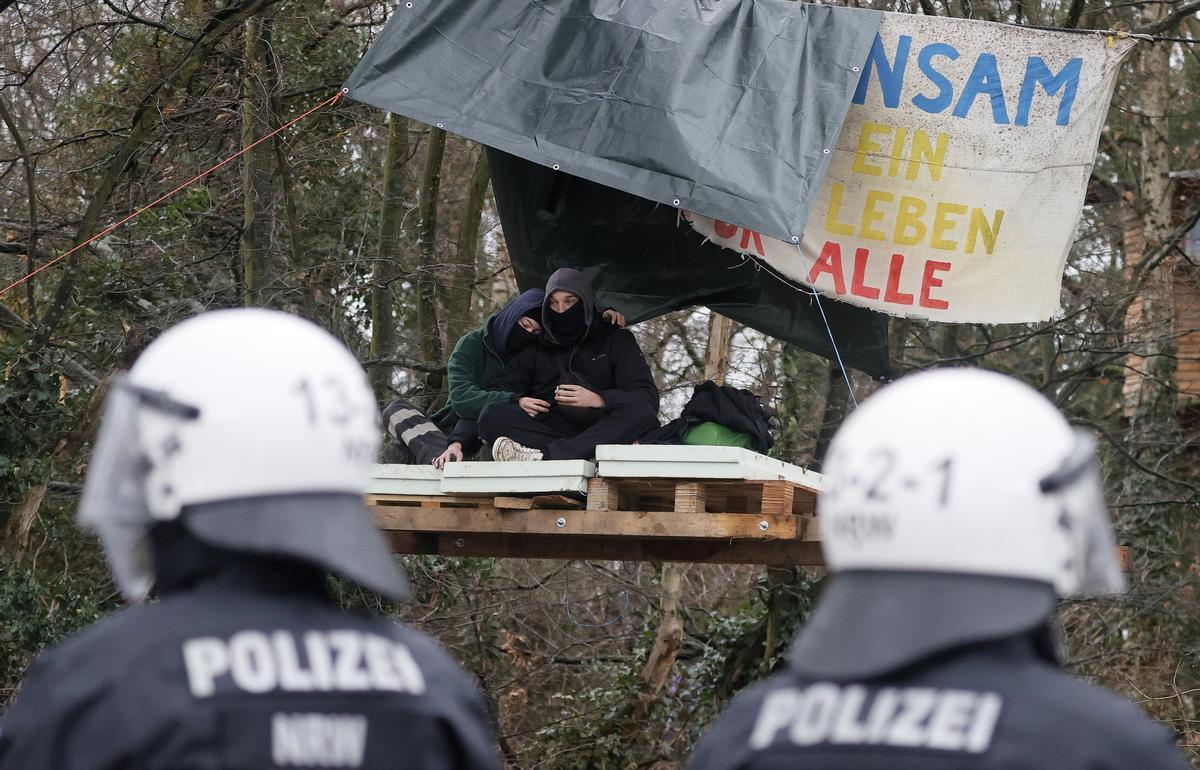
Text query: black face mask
506 324 540 356
547 301 587 344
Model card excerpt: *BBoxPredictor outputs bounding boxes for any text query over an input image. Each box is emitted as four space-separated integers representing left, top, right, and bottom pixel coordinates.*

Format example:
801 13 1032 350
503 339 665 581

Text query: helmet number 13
293 376 354 427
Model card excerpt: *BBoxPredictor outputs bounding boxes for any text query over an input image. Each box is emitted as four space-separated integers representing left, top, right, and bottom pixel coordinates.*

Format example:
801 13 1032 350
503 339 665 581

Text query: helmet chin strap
149 518 326 598
1029 617 1065 665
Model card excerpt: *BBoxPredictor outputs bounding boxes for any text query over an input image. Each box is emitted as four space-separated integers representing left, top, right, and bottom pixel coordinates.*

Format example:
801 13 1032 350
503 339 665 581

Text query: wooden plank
674 482 707 513
492 494 583 510
370 504 807 540
367 494 490 508
385 531 825 567
530 494 584 509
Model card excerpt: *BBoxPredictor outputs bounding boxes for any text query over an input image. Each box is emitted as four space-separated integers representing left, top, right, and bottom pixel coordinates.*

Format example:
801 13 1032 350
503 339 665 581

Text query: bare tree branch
1135 0 1200 34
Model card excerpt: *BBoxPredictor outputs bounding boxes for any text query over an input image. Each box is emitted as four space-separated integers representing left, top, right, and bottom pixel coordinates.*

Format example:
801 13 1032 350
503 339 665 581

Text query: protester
686 369 1189 770
479 268 658 461
0 309 500 769
383 288 544 467
384 289 626 467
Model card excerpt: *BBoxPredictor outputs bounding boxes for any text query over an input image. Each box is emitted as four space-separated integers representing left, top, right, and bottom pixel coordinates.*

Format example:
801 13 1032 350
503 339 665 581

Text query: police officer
0 309 501 769
688 369 1190 769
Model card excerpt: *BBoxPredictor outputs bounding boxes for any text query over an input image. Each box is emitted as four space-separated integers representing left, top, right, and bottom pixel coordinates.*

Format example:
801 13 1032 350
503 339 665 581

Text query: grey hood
542 267 597 346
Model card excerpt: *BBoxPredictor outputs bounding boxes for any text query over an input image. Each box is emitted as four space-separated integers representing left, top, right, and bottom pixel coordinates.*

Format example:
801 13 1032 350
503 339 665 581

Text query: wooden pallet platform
368 474 823 566
585 476 815 516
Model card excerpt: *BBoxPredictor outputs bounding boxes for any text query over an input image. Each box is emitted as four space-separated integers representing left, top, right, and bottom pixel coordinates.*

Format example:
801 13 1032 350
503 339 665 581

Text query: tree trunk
635 309 735 717
704 311 734 384
270 85 303 311
1122 12 1179 438
0 94 37 316
811 363 851 472
369 113 410 397
416 126 447 405
240 12 276 308
441 145 489 348
634 561 685 721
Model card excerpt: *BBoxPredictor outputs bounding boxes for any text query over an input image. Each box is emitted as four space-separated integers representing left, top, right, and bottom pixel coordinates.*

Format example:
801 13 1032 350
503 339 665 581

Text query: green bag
682 421 755 450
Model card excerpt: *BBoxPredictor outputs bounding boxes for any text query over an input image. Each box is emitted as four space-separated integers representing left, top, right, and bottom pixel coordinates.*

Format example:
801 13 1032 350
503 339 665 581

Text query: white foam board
368 464 444 496
595 445 823 491
440 460 595 495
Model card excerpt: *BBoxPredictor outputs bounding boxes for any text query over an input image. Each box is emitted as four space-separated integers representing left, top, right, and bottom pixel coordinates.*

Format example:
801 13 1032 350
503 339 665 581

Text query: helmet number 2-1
844 449 954 509
293 376 355 427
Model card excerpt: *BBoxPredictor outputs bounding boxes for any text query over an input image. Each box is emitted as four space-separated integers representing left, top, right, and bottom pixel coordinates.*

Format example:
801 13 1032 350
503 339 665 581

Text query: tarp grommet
791 236 800 244
405 1 413 7
436 122 443 128
823 148 830 154
552 164 560 170
852 66 860 72
672 198 680 206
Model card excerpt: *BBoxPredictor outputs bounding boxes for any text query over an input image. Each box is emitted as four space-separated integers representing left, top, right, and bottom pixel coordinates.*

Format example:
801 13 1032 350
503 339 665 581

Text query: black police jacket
687 636 1189 770
0 573 500 770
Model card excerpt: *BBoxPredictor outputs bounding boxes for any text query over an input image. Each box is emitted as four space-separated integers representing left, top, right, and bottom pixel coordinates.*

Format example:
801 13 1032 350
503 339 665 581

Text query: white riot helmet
791 368 1123 680
77 309 407 603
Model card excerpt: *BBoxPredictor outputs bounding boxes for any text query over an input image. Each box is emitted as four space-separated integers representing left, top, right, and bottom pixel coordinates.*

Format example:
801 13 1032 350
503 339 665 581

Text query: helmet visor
1040 431 1125 595
77 376 199 602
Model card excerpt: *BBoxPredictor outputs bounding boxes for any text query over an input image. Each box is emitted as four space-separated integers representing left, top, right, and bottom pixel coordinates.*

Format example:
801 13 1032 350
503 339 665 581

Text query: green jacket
431 316 513 430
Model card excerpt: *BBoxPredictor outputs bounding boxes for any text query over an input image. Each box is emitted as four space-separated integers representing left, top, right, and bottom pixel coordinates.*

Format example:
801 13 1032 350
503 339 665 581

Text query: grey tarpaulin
344 0 882 243
344 0 889 376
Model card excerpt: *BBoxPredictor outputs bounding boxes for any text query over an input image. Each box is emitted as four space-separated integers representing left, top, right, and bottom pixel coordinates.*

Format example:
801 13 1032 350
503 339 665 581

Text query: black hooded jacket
492 269 658 421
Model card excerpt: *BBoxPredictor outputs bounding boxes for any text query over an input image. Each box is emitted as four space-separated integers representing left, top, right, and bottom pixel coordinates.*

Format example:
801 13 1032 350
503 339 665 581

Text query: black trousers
478 400 658 460
381 398 449 464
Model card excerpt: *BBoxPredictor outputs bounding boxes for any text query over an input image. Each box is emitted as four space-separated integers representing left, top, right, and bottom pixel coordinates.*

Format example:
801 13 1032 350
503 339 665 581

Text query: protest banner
689 13 1134 323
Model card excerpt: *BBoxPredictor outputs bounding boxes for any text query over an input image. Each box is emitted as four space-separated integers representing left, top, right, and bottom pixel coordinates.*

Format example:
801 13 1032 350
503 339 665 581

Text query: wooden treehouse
367 445 824 566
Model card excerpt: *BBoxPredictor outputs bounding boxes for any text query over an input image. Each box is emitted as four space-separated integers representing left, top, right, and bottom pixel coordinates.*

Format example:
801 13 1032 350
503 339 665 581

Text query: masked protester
687 369 1189 770
382 289 626 467
479 268 659 461
381 288 544 467
0 309 500 770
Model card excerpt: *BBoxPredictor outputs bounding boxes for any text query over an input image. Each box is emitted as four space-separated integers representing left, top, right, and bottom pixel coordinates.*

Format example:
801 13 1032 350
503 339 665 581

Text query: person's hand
601 308 626 327
555 384 605 409
433 442 463 469
518 396 551 417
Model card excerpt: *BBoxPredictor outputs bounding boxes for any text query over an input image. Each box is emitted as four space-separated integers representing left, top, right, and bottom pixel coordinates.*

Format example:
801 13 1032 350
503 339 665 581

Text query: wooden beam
385 531 825 567
371 505 807 540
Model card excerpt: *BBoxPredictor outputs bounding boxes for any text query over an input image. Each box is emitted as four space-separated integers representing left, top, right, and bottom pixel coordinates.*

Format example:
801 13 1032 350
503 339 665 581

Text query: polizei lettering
182 630 426 697
748 684 1003 753
272 712 368 767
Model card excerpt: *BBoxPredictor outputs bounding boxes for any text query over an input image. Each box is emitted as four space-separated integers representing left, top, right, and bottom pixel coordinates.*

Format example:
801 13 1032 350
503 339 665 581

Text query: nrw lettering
748 684 1003 753
830 513 896 545
182 630 426 697
272 712 367 767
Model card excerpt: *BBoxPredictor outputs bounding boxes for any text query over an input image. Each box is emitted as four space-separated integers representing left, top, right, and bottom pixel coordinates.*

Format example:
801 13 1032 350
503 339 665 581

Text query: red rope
0 88 348 299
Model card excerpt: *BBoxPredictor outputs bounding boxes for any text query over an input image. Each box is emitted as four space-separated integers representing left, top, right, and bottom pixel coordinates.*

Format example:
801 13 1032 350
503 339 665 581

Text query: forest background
0 0 1196 767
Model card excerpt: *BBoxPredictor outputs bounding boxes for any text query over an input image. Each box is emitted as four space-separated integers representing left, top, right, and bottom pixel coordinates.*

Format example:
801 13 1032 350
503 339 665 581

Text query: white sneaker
492 436 543 462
